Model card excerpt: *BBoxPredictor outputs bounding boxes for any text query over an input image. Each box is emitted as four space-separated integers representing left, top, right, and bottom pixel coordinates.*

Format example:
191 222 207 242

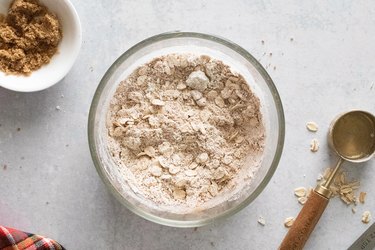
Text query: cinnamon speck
3 164 7 170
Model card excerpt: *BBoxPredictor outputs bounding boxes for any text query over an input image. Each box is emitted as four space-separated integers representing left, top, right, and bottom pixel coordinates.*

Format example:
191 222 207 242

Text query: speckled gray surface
1 1 375 249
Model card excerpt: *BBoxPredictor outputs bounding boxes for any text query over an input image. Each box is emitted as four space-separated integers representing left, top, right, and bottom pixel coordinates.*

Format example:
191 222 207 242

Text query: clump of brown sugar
0 0 62 75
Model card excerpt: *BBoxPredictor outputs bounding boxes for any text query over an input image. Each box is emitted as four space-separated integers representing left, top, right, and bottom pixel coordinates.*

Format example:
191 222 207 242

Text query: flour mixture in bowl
106 53 265 213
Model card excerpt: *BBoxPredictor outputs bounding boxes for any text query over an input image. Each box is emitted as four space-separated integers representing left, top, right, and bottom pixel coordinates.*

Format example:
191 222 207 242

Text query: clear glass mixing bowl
88 32 285 227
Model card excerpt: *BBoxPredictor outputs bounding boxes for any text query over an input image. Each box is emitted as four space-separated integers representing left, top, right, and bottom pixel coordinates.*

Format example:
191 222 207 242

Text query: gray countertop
1 1 374 249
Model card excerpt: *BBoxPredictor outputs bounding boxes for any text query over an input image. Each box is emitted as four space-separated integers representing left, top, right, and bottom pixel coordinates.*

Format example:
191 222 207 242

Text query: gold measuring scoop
280 110 375 250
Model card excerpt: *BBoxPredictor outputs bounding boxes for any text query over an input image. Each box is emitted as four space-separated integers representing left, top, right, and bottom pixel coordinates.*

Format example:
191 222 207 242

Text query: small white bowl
0 0 82 92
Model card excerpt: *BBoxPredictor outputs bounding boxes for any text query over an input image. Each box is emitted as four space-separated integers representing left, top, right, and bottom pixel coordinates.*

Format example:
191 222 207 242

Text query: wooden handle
279 190 329 250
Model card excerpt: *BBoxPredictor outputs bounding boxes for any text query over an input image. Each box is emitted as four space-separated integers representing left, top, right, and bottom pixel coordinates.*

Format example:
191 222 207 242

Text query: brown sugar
0 0 62 75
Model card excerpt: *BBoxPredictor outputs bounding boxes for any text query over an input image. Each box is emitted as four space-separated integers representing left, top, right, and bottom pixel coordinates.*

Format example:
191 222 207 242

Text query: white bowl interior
0 0 82 92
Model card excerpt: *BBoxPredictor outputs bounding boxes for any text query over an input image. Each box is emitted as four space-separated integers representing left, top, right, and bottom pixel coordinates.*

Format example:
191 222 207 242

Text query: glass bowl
88 32 285 227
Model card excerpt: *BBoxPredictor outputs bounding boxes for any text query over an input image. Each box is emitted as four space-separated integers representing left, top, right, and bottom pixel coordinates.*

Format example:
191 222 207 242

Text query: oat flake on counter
106 53 265 213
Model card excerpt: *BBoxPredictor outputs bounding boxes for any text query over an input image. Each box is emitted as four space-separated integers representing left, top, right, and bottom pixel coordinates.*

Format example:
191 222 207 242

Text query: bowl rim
88 31 285 227
0 0 82 92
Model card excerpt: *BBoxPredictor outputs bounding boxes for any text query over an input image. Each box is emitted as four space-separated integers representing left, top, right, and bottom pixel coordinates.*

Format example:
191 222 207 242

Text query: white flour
106 53 265 213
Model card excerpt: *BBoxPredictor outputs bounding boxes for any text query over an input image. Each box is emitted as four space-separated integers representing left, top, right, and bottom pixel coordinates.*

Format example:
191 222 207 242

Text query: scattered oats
210 159 220 169
158 157 169 168
185 169 197 177
160 174 172 181
341 194 352 205
298 196 308 205
144 146 156 158
214 96 225 108
175 179 188 188
257 216 266 226
189 162 198 170
306 122 318 132
213 167 226 180
191 90 203 101
221 87 232 99
206 90 218 101
164 89 180 98
222 155 233 165
284 217 295 228
362 211 371 224
208 182 219 196
352 207 357 214
168 165 180 175
340 186 353 194
294 187 307 197
149 165 162 177
295 168 366 210
158 142 174 157
151 99 165 106
196 153 209 164
349 181 360 190
196 97 207 107
339 172 346 184
117 117 132 125
171 154 182 165
173 189 186 200
359 192 367 204
318 168 360 205
229 131 239 141
310 139 319 152
176 82 187 90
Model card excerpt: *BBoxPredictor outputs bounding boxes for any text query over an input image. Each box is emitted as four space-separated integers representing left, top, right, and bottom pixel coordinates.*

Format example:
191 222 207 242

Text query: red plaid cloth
0 226 64 250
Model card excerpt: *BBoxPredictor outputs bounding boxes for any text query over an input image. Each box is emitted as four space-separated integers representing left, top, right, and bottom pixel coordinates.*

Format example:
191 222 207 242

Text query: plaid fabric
0 226 65 250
